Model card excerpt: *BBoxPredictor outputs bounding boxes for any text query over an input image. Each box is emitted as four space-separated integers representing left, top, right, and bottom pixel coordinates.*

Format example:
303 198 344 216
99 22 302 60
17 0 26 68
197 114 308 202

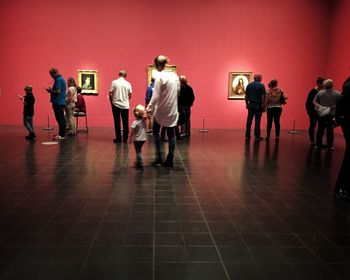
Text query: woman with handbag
313 79 341 150
264 79 288 143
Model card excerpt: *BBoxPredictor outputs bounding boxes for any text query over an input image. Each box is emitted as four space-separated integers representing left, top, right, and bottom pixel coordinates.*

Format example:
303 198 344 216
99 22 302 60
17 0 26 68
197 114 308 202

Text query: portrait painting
228 72 252 100
78 70 98 95
147 65 177 86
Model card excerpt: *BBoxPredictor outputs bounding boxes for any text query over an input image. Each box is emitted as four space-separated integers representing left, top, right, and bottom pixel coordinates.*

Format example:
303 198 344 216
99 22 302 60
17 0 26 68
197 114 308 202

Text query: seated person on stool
75 87 86 114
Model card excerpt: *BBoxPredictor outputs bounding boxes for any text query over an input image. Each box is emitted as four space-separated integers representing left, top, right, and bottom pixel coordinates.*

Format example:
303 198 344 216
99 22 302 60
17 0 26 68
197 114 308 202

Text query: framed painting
228 72 252 100
78 70 98 95
147 65 177 86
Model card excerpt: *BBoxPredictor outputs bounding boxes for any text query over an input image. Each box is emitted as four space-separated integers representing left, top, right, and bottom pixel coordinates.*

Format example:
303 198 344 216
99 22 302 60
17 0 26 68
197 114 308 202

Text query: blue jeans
23 115 34 134
153 120 176 162
134 141 145 165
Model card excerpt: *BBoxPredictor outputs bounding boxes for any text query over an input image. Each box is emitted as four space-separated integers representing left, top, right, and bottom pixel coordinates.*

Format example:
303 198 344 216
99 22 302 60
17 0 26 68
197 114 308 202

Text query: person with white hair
178 75 195 137
313 79 341 149
147 55 180 167
109 70 132 143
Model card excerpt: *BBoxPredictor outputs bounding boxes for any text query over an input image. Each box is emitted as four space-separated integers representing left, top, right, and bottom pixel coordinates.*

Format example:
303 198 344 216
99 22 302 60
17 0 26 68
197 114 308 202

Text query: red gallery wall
327 0 350 88
0 0 334 130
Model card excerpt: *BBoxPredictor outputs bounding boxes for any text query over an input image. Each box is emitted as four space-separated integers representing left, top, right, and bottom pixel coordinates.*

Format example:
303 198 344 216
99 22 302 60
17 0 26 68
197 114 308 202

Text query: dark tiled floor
0 126 350 280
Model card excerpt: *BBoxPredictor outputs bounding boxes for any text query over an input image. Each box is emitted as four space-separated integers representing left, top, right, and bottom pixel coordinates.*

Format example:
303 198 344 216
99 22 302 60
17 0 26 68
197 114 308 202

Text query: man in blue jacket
245 74 266 141
46 68 66 140
145 77 155 133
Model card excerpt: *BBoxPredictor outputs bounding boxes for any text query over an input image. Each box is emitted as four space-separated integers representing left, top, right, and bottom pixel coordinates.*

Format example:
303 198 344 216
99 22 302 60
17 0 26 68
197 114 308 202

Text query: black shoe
265 137 270 142
255 137 263 141
335 189 350 201
245 136 251 141
136 163 144 170
162 160 173 167
152 159 162 166
275 137 279 143
25 133 35 140
113 139 121 143
177 136 183 140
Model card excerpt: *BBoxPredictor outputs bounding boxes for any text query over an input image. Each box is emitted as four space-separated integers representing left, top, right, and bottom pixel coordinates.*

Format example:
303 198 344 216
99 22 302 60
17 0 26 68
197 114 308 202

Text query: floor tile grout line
207 185 269 280
249 189 342 280
170 169 192 278
76 162 126 280
177 143 231 280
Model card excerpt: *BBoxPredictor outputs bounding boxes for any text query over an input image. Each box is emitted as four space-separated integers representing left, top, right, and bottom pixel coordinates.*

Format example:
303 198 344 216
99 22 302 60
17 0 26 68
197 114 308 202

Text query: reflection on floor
0 126 349 280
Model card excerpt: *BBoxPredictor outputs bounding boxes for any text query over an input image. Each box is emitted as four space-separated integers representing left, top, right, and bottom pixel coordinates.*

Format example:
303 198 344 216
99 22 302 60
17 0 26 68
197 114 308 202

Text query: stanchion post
43 115 54 130
199 118 208 133
288 120 299 134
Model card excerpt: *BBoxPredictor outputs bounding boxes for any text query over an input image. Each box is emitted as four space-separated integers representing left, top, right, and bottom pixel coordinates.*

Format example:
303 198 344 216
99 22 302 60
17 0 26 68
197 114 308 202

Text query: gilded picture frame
78 70 98 95
228 72 252 100
147 65 177 86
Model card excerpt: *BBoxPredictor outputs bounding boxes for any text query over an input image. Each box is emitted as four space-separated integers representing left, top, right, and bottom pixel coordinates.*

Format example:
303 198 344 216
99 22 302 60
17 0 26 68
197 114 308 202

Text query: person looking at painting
75 87 86 114
145 77 155 133
46 68 66 140
65 77 78 135
178 75 195 137
146 55 180 167
82 76 93 90
234 78 245 96
313 79 341 150
245 74 266 141
109 70 132 143
264 79 287 143
305 77 325 145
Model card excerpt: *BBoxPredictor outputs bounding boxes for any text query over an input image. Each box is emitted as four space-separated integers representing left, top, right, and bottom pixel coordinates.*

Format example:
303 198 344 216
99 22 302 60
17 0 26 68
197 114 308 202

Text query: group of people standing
306 76 350 200
244 74 288 143
109 55 195 169
20 68 86 140
45 68 86 140
19 62 349 201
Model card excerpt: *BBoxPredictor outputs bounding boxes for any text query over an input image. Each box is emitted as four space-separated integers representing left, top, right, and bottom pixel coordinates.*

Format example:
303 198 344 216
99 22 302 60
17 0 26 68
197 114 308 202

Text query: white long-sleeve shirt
147 70 180 127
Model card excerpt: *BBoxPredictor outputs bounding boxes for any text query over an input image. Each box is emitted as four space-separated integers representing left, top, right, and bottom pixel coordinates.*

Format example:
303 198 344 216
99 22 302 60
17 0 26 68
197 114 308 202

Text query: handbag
279 89 286 105
280 94 286 105
317 105 331 117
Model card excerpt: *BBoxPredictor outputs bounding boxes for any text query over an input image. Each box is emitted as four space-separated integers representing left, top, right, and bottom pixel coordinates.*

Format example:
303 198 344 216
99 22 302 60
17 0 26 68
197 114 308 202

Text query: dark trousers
134 141 145 165
112 105 129 141
336 123 350 191
23 115 34 134
183 107 191 136
308 112 318 144
316 115 334 147
52 104 66 137
153 120 176 162
266 107 282 138
245 108 263 138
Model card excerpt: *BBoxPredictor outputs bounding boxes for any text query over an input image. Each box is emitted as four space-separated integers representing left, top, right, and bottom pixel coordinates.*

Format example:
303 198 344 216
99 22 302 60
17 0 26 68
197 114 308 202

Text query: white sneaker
53 135 65 140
